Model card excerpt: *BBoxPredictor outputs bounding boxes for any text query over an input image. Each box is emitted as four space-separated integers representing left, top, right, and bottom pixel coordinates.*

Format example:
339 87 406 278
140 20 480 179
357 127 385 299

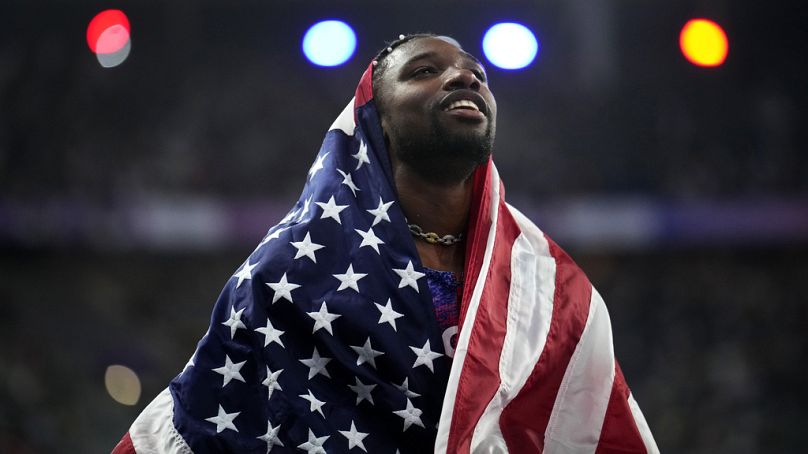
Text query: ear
380 116 390 142
373 89 389 139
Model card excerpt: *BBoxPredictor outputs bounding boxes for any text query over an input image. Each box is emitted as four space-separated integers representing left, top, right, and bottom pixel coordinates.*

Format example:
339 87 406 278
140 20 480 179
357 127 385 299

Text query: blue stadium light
302 20 357 67
482 23 539 70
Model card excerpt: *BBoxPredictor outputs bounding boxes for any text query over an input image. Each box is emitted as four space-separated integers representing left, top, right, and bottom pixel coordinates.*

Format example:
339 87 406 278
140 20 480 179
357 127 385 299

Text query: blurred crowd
1 2 805 205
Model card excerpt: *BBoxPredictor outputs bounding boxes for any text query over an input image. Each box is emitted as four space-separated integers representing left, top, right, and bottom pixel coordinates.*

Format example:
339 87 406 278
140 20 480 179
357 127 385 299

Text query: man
113 34 658 453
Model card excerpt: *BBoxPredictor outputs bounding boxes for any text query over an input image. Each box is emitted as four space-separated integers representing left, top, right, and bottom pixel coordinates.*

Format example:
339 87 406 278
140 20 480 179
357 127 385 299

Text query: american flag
113 64 659 454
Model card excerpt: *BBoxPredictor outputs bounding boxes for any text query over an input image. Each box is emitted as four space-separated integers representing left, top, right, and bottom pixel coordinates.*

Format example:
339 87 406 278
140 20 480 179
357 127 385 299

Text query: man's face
375 37 497 184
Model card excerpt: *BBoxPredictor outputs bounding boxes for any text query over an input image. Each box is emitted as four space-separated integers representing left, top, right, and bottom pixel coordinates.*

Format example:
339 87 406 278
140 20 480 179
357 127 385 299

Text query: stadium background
1 0 806 452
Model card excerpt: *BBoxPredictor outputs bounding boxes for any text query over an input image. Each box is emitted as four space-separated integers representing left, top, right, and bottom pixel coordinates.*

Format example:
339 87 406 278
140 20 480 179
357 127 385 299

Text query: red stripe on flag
447 163 521 453
595 363 647 454
459 160 493 320
353 63 375 118
498 237 593 452
111 432 136 454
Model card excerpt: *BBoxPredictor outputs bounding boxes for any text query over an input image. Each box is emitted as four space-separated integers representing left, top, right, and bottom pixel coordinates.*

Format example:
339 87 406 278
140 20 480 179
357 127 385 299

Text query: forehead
386 37 485 72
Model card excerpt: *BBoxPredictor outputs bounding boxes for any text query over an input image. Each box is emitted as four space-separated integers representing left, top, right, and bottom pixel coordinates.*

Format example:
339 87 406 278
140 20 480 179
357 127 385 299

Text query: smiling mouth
443 99 481 112
442 99 486 122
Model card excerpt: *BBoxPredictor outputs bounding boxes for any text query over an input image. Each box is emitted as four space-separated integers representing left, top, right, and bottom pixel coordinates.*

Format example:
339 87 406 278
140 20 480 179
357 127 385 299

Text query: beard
388 111 495 186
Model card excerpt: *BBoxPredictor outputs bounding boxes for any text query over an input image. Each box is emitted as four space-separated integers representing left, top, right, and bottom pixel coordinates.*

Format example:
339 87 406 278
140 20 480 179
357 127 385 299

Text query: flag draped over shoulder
113 63 659 454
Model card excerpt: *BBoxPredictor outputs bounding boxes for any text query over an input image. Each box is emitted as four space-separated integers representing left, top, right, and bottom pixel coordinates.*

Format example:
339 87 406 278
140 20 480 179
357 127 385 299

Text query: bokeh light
96 38 131 68
94 24 130 54
302 20 356 67
87 10 132 68
680 19 729 67
482 22 539 70
87 10 130 53
104 364 141 406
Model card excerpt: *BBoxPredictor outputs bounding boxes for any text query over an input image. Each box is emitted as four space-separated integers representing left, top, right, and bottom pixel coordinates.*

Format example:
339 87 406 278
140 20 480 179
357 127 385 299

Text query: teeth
445 99 480 111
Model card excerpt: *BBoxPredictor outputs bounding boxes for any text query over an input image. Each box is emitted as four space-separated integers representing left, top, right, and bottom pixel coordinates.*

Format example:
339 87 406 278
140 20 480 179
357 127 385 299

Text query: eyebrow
460 50 484 68
402 50 486 72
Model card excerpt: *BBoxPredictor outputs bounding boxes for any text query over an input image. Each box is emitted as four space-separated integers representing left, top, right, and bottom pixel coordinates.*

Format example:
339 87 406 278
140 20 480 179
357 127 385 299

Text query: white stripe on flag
129 387 193 454
328 97 356 135
469 209 557 452
629 393 661 454
435 165 501 454
544 288 616 454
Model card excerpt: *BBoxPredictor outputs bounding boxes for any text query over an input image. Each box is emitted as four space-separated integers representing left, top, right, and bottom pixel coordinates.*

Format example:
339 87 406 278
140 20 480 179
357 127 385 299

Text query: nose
443 67 481 91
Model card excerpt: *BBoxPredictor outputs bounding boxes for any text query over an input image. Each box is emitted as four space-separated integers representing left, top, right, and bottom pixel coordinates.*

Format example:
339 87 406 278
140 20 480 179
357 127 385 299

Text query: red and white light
87 10 132 68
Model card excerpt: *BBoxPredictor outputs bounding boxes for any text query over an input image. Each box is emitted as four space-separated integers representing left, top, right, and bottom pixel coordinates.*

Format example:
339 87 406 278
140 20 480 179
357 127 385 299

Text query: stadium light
302 20 357 67
87 9 132 68
680 19 729 67
482 23 539 70
105 365 141 406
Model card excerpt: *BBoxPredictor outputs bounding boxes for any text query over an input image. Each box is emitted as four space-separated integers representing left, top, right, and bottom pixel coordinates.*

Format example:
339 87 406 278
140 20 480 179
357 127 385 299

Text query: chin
388 113 495 182
447 138 492 166
396 135 492 186
440 125 494 164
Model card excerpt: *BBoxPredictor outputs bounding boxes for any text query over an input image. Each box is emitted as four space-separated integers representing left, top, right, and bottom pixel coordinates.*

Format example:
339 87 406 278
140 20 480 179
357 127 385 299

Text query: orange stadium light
679 18 729 67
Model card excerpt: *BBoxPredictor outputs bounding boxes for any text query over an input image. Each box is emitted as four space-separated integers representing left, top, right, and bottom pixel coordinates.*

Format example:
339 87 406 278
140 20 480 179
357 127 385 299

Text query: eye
472 68 487 82
412 66 438 77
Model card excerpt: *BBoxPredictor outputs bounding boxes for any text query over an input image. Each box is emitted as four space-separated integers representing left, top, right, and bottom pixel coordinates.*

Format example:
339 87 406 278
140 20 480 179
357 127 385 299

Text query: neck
391 153 472 274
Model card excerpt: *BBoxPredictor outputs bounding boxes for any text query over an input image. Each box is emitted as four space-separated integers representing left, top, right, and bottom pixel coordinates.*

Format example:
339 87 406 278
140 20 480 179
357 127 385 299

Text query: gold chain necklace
407 223 464 246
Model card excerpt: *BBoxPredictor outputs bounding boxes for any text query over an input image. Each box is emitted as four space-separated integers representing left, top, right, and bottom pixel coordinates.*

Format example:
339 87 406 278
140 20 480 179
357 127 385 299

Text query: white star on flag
262 366 283 399
233 259 259 288
393 398 424 432
291 232 325 263
298 196 313 221
375 298 404 331
256 226 289 250
333 264 367 292
366 196 394 226
350 337 384 368
266 272 300 304
339 420 369 452
337 169 361 196
299 390 326 417
254 318 285 348
316 195 348 224
300 347 332 379
410 339 443 372
307 301 341 335
205 405 240 434
298 429 329 454
352 141 370 170
308 152 329 179
348 377 376 405
257 420 284 451
222 307 247 339
355 227 385 254
393 260 425 292
394 377 421 399
279 207 300 225
212 354 247 387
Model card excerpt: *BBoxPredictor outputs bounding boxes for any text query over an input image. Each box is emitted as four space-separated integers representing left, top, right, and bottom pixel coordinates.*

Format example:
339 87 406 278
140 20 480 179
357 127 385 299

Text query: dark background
1 0 806 452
